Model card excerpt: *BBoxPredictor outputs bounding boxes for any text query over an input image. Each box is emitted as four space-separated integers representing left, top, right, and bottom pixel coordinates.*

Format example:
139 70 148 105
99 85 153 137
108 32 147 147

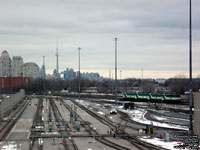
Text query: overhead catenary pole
114 38 118 104
189 0 193 134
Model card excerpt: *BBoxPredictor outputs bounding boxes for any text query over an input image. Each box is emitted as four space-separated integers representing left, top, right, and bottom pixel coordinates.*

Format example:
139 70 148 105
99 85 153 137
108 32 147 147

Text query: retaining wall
0 89 25 120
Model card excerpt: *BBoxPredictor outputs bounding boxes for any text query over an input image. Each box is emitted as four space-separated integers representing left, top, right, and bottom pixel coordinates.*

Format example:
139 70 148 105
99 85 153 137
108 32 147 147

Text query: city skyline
0 50 103 80
0 0 199 78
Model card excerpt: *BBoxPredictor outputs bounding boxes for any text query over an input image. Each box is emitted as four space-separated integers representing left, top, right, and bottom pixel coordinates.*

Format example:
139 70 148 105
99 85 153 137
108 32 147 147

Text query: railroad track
145 109 188 126
0 99 30 141
60 98 133 150
118 109 187 134
63 98 168 150
29 98 44 150
49 98 78 150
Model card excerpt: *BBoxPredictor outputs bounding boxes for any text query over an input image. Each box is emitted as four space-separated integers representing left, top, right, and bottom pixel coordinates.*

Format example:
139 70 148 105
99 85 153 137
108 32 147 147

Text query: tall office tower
0 50 12 77
12 56 23 77
40 56 46 79
22 62 40 79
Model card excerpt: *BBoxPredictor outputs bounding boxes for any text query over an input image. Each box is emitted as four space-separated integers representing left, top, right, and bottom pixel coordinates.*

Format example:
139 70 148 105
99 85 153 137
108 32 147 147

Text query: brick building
0 77 28 89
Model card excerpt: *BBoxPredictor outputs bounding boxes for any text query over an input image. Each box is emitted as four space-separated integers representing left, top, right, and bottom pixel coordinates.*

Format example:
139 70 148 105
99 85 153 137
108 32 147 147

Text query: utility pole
78 47 81 100
189 0 193 134
114 38 118 104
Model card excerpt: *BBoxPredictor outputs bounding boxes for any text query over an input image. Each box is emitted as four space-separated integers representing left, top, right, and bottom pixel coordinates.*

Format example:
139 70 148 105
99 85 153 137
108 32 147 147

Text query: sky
0 0 199 79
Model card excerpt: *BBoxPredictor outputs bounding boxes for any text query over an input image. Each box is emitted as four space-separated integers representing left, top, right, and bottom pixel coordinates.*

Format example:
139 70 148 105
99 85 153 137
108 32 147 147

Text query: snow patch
139 136 187 150
1 141 19 150
97 111 105 115
117 106 123 109
119 108 189 130
154 116 168 121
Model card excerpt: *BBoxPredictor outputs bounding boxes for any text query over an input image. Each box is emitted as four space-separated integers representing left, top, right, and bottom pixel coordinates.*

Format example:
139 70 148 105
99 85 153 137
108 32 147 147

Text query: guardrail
0 89 25 121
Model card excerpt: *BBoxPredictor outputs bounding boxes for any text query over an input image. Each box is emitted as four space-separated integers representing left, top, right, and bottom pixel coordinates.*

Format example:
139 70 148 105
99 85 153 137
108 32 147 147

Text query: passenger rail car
122 92 181 104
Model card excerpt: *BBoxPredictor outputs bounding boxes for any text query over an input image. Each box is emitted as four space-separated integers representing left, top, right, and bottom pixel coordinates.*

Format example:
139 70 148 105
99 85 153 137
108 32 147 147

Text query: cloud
0 0 199 78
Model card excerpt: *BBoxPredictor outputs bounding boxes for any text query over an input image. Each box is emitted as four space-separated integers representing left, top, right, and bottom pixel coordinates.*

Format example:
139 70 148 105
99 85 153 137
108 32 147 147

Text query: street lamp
189 0 193 134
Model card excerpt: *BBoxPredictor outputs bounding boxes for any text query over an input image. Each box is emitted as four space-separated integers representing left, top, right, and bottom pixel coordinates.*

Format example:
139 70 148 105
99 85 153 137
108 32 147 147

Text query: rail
60 99 132 150
29 98 44 150
0 90 25 121
50 98 78 150
65 98 167 150
0 99 30 141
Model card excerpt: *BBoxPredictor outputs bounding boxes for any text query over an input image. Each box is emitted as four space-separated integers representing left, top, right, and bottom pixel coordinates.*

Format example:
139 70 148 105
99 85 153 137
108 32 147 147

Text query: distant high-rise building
12 56 23 77
40 65 46 79
81 72 100 80
40 56 46 79
62 68 76 80
22 62 40 78
61 68 101 80
53 69 60 78
0 50 12 77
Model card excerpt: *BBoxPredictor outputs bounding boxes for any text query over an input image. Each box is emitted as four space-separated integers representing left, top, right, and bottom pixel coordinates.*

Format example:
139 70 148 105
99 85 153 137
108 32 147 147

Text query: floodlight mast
78 47 81 100
189 0 193 134
114 38 118 105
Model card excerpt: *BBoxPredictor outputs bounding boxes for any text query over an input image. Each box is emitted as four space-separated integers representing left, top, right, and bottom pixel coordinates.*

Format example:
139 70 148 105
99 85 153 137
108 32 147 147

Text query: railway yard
0 94 197 150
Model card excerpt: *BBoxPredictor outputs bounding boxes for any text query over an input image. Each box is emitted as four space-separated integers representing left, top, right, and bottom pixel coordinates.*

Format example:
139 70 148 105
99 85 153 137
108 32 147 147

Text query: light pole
120 70 122 93
189 0 193 134
112 73 114 94
109 69 111 79
78 47 81 100
114 38 118 104
142 69 143 92
43 56 46 95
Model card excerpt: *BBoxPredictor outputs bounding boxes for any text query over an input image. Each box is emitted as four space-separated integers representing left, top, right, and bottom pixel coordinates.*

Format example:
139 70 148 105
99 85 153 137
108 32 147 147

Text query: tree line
2 77 200 95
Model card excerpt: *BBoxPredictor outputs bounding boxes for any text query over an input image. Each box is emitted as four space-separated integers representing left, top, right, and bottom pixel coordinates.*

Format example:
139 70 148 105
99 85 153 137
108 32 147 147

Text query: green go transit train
122 92 181 104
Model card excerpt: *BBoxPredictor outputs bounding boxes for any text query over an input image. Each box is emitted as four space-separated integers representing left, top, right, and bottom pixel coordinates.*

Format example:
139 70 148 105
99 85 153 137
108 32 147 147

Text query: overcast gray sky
0 0 199 78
